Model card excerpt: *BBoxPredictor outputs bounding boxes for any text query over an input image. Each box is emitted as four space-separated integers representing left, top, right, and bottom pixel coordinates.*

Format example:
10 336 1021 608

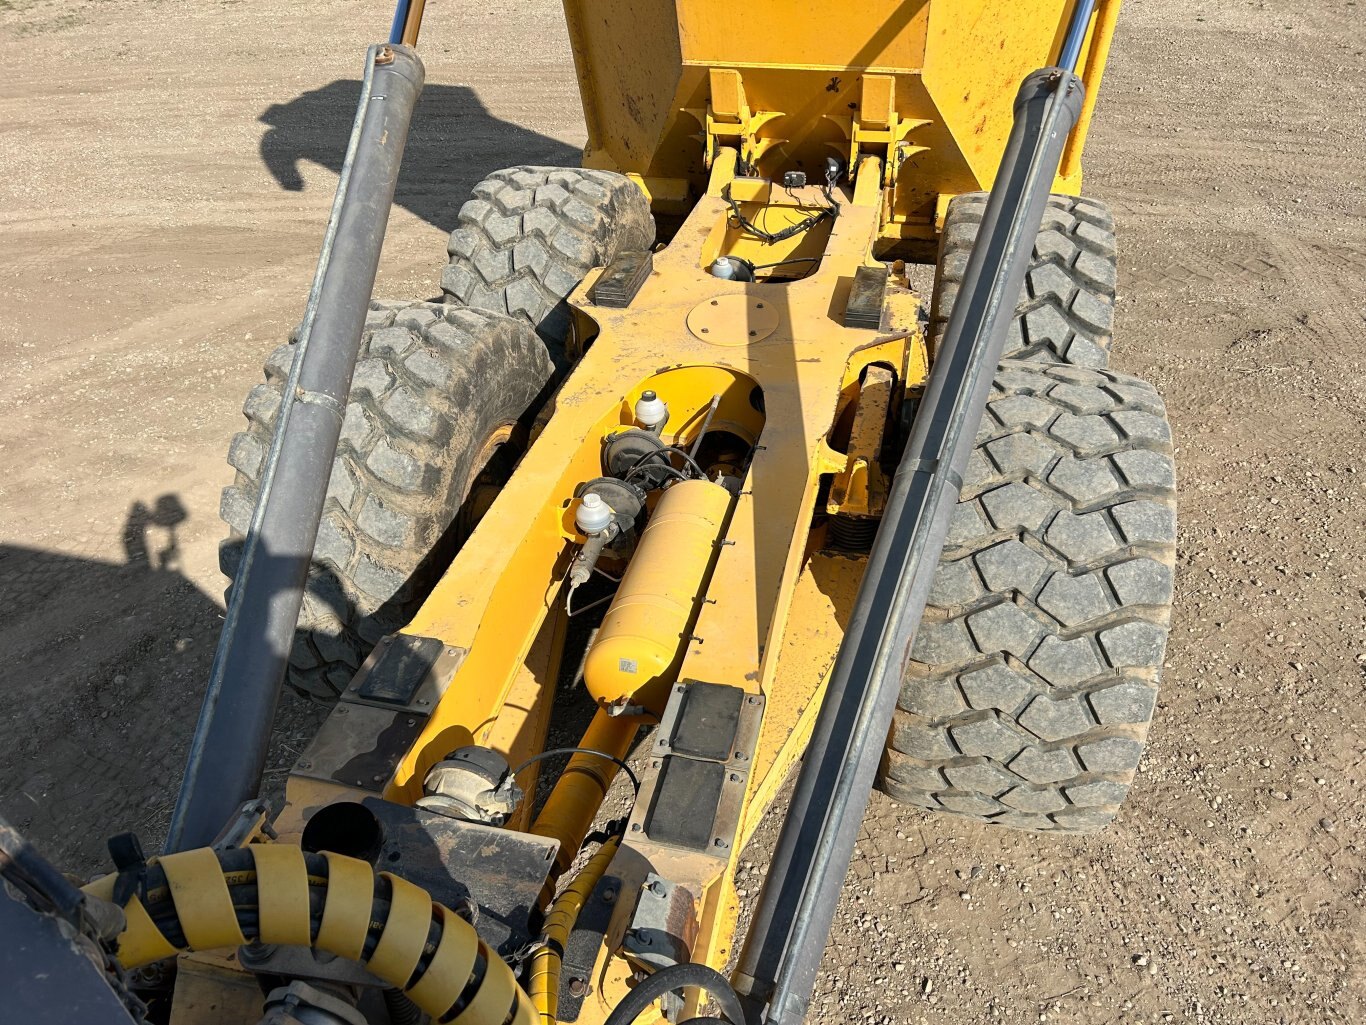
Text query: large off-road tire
880 361 1176 832
440 166 654 360
932 194 1117 368
221 301 554 701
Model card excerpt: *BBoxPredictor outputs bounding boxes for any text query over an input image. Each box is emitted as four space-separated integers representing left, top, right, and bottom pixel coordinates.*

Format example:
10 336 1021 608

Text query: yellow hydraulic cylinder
583 478 732 715
531 709 639 883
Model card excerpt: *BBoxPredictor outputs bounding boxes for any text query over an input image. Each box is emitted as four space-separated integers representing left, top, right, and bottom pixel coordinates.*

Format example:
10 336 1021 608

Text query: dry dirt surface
1 1 1363 1023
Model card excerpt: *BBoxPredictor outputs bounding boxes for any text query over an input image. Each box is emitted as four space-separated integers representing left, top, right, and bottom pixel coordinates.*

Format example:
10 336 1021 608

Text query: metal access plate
293 702 427 792
346 633 465 711
652 680 765 767
358 798 559 958
632 682 765 854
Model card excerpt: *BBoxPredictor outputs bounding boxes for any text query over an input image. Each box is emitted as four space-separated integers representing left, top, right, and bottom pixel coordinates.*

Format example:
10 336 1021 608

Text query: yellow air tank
583 478 732 715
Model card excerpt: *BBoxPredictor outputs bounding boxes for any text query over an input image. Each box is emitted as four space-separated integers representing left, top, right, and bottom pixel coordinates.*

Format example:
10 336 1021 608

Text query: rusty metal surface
622 873 697 972
169 952 264 1025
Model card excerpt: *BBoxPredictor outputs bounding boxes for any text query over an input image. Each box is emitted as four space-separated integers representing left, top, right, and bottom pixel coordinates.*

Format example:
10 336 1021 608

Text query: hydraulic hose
82 845 536 1025
166 43 425 853
527 836 620 1024
602 963 744 1025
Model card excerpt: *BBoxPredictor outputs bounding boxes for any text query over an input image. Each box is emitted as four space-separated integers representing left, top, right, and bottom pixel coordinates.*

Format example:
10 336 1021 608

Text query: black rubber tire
220 300 554 701
932 194 1117 368
879 361 1176 832
440 166 654 360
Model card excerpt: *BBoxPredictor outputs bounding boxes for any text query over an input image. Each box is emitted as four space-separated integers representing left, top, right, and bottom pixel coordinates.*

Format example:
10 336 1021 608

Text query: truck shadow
0 496 325 876
259 81 581 233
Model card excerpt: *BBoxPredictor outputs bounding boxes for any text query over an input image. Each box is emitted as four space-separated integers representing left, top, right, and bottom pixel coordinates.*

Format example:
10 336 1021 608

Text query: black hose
383 988 423 1025
603 963 744 1025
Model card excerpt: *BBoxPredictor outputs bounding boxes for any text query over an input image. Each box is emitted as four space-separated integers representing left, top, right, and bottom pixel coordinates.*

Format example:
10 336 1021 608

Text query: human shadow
259 81 581 234
0 496 325 876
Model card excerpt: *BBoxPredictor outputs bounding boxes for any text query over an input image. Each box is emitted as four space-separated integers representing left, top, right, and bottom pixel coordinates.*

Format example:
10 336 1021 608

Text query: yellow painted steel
385 172 906 793
529 837 621 1024
531 710 639 883
1059 0 1122 183
561 0 1118 246
583 479 734 713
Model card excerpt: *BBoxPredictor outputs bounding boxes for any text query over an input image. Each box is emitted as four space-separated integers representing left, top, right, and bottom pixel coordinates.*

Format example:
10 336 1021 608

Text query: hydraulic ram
734 6 1097 1021
167 44 425 852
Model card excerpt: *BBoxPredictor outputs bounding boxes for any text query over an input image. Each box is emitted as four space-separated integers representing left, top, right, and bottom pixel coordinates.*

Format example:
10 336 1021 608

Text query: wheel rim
454 422 519 540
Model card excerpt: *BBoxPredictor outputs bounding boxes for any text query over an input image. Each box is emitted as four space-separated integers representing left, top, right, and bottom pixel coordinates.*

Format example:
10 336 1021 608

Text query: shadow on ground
0 497 324 875
260 81 581 233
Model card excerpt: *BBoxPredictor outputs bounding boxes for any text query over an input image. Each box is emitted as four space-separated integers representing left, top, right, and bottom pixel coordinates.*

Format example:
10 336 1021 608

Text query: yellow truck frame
0 5 1153 1025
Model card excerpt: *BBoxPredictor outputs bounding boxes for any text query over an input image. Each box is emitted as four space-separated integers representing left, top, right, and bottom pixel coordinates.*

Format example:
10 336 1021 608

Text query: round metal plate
686 294 780 346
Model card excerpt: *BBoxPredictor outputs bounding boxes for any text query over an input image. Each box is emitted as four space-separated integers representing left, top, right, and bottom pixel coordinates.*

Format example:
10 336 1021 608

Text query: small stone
1320 817 1336 832
1133 954 1149 967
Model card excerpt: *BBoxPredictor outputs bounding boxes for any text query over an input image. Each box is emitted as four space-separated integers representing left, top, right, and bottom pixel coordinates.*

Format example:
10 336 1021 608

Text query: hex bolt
568 978 588 998
714 837 729 849
603 888 617 904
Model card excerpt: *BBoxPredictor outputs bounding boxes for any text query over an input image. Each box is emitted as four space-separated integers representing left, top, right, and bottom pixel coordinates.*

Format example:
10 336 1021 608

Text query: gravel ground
1 1 1362 1023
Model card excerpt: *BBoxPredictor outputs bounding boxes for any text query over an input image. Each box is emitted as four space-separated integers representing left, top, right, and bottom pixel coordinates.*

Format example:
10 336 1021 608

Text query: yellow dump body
563 0 1118 248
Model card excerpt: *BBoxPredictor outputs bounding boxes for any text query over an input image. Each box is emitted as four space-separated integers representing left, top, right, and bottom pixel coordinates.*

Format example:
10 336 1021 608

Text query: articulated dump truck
2 2 1176 1024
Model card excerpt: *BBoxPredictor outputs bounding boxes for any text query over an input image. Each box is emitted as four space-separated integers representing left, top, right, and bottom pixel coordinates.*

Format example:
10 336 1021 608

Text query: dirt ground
1 1 1363 1023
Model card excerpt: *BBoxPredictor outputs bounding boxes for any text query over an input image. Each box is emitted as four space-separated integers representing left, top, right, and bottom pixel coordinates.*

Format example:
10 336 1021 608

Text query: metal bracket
345 633 464 712
622 874 697 972
824 74 930 217
556 874 621 1022
686 68 786 172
